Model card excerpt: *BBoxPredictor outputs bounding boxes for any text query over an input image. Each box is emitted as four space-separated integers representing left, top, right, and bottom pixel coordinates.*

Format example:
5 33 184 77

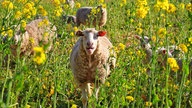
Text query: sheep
66 0 75 8
62 15 76 25
135 35 192 79
70 28 116 108
76 5 107 28
11 18 57 57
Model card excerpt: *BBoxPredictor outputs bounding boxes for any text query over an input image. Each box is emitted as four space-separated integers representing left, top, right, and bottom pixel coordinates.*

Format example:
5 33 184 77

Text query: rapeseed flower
189 37 192 44
157 28 166 38
38 5 48 16
156 0 169 10
7 29 13 38
73 27 78 32
179 3 185 10
118 43 126 50
15 11 22 19
33 47 46 65
126 96 134 102
136 0 148 6
21 20 27 28
99 0 104 3
52 0 61 6
54 6 63 17
167 3 176 13
186 3 192 12
76 2 81 8
136 28 143 35
136 6 149 18
1 1 13 10
145 101 152 107
167 58 179 72
179 44 188 53
71 104 77 108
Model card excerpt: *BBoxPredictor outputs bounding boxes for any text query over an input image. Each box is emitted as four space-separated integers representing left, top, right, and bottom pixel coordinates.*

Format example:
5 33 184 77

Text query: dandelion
126 96 134 102
167 58 179 72
76 2 81 8
71 104 78 108
157 28 166 38
167 3 176 13
145 101 152 107
33 47 46 65
179 44 188 53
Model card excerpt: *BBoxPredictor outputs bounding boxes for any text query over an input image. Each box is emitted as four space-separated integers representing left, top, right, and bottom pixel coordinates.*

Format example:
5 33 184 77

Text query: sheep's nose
87 42 93 46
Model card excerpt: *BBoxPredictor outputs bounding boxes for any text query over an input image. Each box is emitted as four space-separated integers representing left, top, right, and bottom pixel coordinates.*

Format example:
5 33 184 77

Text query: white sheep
66 0 75 8
76 5 107 28
11 18 57 57
70 28 116 108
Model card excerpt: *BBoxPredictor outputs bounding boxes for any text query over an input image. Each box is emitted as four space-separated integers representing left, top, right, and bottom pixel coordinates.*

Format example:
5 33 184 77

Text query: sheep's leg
87 83 92 97
80 83 88 108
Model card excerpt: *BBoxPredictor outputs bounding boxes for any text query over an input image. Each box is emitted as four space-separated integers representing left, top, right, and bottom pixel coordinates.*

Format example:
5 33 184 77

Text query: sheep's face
156 48 173 66
135 35 151 50
76 28 106 55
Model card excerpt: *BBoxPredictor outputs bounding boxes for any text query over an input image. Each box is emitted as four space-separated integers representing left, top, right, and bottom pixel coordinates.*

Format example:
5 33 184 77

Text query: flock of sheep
3 0 192 108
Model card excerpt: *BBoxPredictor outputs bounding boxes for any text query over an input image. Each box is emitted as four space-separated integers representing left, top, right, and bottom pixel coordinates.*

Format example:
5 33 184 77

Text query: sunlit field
0 0 192 108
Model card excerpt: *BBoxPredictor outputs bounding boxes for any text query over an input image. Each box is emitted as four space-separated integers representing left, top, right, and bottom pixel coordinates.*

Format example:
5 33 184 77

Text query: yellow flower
122 0 126 5
76 2 81 8
54 6 63 17
25 2 33 10
33 47 46 65
126 96 134 102
25 104 31 108
7 29 13 38
167 3 176 13
136 0 148 6
70 32 74 36
105 81 110 87
179 3 185 10
53 0 61 6
189 37 192 44
157 28 166 38
38 5 48 16
1 1 13 10
179 44 188 53
1 27 6 36
136 6 149 18
71 104 78 108
99 0 104 3
167 58 179 72
136 28 143 35
21 20 27 28
118 43 126 50
15 11 22 19
145 101 152 107
156 0 169 10
186 3 192 12
151 36 156 42
73 27 78 32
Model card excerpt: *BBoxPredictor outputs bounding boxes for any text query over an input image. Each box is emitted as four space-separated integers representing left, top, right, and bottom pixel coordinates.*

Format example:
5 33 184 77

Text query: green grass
0 0 192 108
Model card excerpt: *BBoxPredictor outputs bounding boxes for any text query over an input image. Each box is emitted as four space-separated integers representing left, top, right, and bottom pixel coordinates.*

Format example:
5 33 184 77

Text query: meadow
0 0 192 108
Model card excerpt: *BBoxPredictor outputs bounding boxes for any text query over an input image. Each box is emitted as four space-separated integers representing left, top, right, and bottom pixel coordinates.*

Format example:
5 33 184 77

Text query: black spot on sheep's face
76 29 106 55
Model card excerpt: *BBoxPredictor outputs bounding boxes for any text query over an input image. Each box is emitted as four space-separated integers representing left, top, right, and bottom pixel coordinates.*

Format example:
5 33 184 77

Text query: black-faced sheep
76 5 107 28
70 28 116 108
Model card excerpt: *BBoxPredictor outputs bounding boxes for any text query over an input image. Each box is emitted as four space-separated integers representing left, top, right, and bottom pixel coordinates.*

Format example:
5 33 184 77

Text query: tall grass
0 0 192 108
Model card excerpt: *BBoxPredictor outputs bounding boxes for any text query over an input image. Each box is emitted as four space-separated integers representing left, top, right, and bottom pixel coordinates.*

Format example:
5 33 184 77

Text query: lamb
135 35 192 79
62 15 76 25
70 28 116 108
11 18 57 57
76 5 107 28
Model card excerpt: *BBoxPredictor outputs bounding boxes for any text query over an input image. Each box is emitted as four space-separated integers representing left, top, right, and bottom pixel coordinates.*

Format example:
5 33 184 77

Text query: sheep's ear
162 49 166 54
97 31 106 37
134 35 141 40
76 30 84 36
